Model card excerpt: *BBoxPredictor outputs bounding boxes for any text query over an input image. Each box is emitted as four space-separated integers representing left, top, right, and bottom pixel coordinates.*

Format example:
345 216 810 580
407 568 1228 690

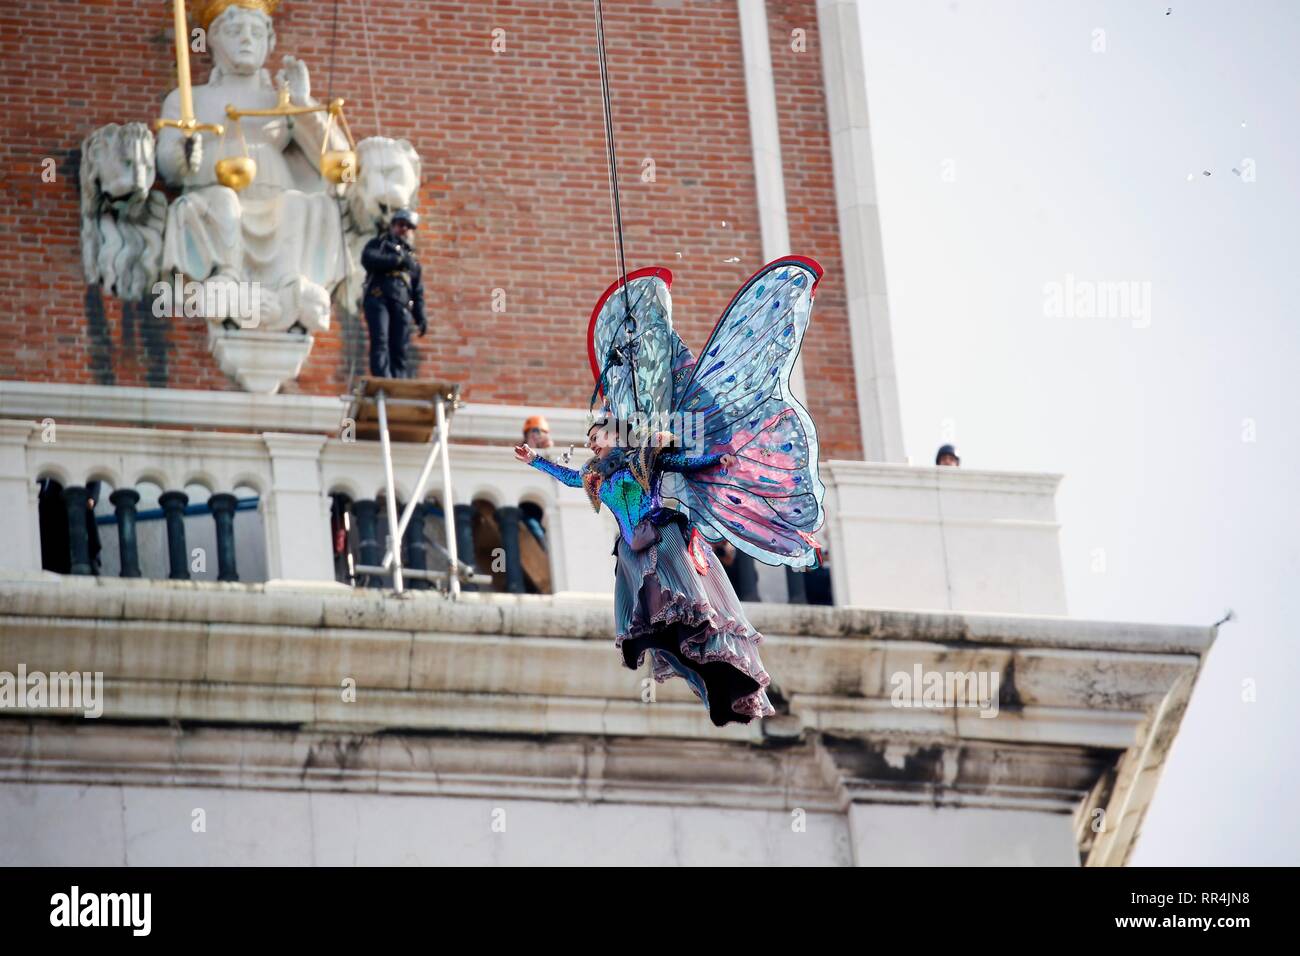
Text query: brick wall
0 0 863 459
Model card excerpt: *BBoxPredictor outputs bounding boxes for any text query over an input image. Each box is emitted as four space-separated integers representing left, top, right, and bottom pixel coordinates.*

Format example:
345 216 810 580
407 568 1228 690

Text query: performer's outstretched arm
659 450 734 474
515 445 583 487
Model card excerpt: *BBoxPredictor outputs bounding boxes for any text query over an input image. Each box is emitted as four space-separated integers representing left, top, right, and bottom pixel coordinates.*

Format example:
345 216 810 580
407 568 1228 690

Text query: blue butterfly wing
668 257 827 569
587 268 682 426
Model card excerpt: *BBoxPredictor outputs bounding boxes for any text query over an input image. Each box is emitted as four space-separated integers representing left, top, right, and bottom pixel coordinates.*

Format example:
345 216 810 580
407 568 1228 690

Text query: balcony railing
0 385 1066 613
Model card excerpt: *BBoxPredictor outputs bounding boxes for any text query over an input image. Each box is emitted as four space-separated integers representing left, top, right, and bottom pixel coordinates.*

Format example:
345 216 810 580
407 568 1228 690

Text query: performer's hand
417 321 428 337
719 453 738 470
513 444 535 463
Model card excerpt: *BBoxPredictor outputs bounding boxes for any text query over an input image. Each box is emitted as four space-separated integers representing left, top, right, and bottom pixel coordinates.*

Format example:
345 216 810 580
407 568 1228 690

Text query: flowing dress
531 449 776 726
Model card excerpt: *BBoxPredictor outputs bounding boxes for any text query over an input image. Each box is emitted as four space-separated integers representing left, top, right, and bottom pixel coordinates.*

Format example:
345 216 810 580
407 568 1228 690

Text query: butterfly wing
667 256 826 569
587 267 687 427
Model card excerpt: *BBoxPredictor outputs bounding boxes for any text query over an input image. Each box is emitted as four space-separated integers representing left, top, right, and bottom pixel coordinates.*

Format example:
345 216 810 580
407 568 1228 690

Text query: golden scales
153 0 358 190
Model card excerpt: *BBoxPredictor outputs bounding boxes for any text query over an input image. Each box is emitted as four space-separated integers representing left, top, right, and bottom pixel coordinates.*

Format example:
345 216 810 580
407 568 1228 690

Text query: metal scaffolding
342 378 489 595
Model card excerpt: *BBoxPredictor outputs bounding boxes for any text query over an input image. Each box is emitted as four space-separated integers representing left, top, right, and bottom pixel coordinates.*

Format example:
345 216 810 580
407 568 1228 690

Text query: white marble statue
155 0 348 332
79 122 167 302
79 122 167 303
75 0 426 392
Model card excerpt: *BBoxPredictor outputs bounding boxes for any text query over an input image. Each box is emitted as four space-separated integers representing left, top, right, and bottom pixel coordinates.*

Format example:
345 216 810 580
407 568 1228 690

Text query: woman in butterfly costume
513 257 827 726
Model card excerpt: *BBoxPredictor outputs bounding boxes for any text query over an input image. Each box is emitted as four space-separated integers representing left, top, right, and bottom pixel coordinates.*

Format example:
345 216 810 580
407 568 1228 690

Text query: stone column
453 502 477 591
736 0 807 402
209 492 240 582
261 434 333 582
545 491 614 596
158 490 190 580
109 488 142 578
63 485 92 576
816 0 906 462
497 505 525 594
352 499 381 587
0 421 39 572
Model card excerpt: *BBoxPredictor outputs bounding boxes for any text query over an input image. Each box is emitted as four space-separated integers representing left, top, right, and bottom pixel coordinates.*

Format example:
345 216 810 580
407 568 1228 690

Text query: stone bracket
209 328 314 394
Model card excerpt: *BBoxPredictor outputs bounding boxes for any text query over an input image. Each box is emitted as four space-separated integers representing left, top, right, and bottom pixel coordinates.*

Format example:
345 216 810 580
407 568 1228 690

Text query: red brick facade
0 0 863 458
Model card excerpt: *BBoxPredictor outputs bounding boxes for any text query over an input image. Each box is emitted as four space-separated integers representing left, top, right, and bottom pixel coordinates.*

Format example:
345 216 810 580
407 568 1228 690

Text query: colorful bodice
529 450 724 546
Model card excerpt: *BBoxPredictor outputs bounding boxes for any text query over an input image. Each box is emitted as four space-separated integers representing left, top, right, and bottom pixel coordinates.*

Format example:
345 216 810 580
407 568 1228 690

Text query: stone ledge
0 719 1107 816
0 610 1203 723
0 380 594 444
0 573 1216 654
0 573 1216 865
827 459 1065 496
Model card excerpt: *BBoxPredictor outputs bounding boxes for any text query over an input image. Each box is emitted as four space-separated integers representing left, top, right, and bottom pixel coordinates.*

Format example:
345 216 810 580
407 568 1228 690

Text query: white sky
858 0 1299 864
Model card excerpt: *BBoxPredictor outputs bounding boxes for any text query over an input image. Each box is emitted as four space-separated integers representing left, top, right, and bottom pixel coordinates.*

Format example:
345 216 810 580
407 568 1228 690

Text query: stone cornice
0 574 1215 864
0 380 343 434
0 380 594 445
0 717 1111 816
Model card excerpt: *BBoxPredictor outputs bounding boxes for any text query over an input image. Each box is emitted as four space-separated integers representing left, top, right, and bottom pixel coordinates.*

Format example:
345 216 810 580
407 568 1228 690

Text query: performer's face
586 425 615 456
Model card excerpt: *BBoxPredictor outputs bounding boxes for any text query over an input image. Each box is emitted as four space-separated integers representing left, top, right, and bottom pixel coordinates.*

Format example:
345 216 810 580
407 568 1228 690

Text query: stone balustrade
0 381 1069 613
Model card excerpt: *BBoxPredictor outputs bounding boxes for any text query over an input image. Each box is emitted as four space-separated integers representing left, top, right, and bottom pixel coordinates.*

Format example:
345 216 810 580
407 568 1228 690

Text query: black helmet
391 208 419 229
935 444 961 465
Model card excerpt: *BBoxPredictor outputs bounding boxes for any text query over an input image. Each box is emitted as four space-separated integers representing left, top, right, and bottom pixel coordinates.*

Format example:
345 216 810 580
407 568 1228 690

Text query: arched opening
183 482 216 581
466 496 550 595
468 498 501 591
329 491 358 585
131 481 167 579
89 478 119 577
37 477 69 574
36 475 107 576
229 483 267 583
517 497 551 595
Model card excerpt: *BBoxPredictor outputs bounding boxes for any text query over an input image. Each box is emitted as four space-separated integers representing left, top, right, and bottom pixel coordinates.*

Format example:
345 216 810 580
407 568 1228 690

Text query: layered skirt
614 520 776 726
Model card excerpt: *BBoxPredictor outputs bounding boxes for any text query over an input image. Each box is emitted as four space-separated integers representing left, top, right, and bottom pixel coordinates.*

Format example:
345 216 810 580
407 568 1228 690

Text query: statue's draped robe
158 83 347 331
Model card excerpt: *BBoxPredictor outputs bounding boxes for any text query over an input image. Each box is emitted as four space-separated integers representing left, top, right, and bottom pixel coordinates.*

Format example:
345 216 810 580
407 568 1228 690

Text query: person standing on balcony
936 444 961 467
361 209 427 378
522 415 553 450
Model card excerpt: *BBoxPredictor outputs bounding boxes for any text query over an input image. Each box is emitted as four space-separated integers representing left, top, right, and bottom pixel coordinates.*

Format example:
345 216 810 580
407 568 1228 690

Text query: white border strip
737 0 808 402
816 0 906 462
0 380 593 444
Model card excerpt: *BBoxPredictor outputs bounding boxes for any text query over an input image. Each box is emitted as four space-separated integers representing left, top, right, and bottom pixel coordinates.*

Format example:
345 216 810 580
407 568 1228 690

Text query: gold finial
192 0 282 32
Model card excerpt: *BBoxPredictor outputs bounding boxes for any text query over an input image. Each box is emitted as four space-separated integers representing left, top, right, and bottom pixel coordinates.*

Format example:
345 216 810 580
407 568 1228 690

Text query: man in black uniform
361 208 427 378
